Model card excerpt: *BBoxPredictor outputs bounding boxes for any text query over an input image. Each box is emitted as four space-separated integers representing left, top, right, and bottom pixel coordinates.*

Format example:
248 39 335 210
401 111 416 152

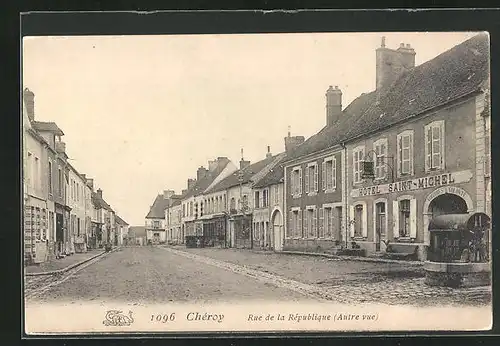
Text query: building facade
166 199 183 244
282 33 491 261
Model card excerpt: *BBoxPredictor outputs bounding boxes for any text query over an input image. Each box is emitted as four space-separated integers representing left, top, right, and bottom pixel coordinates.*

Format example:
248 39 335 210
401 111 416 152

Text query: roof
170 198 182 207
252 153 288 188
183 158 232 198
92 192 113 211
128 226 147 238
32 121 64 136
208 155 278 193
285 33 490 162
115 215 129 226
145 194 170 219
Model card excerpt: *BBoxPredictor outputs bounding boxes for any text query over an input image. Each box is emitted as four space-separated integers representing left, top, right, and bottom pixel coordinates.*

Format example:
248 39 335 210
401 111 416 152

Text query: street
25 246 491 307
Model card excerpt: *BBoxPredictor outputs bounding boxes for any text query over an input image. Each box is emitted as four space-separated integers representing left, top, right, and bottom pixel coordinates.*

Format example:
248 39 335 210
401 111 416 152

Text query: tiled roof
32 121 64 136
170 198 182 207
128 226 146 238
145 194 170 219
115 215 129 226
252 153 288 188
183 158 231 198
285 33 489 162
208 155 277 193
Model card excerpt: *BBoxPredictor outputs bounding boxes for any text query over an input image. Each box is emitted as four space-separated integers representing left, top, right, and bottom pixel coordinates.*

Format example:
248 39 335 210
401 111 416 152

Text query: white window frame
322 156 337 192
353 146 365 184
305 162 319 195
305 205 317 239
291 166 303 198
288 207 302 239
424 120 445 172
397 130 414 177
393 195 417 240
373 138 388 181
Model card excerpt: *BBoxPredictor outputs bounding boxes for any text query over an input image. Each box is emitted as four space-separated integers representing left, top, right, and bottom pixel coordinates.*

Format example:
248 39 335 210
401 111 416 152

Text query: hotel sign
351 170 473 198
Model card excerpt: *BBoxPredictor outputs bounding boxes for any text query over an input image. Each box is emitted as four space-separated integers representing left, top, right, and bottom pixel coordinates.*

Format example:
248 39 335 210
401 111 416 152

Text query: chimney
208 160 217 171
97 188 103 199
326 85 342 126
163 190 175 200
284 129 305 153
55 141 66 154
23 88 35 122
181 189 188 196
197 166 208 181
266 146 272 159
187 178 196 190
239 148 250 170
376 36 416 92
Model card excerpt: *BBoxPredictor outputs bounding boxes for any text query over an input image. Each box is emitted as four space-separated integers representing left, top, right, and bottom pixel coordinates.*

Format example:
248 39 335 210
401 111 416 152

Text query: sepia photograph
22 29 492 334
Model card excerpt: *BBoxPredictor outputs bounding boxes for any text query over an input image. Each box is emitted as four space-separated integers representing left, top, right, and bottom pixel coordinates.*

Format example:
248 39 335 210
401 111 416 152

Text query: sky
22 31 479 225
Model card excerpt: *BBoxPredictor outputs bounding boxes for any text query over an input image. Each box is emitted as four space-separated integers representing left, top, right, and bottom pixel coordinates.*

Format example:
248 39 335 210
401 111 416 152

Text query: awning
428 212 490 232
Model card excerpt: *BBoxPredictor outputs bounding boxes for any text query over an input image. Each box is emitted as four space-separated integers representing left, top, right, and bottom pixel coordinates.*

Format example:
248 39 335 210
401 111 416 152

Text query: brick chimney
208 160 217 171
239 148 250 170
266 146 272 159
181 189 188 196
376 36 416 92
23 88 35 122
197 166 208 180
187 178 196 190
326 85 342 126
284 128 305 153
97 188 103 199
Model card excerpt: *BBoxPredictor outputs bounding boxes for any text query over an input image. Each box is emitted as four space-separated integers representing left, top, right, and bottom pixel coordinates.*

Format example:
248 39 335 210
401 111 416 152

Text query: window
399 200 411 238
320 206 335 239
291 167 302 196
273 185 279 205
305 163 318 194
425 121 445 171
230 197 236 211
34 157 40 189
48 161 53 195
354 205 363 237
353 147 365 183
190 202 193 216
373 139 388 179
255 191 260 208
289 209 302 238
182 204 186 217
375 202 386 238
322 157 337 191
397 130 414 176
242 195 248 210
305 207 317 238
26 152 32 187
263 189 268 207
77 217 81 236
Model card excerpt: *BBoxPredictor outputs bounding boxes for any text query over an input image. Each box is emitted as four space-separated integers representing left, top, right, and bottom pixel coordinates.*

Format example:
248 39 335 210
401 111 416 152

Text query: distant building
128 226 147 246
115 215 129 246
145 191 176 244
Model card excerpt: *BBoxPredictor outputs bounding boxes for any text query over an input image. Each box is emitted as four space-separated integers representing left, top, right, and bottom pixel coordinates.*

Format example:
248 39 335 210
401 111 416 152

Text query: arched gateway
270 208 283 251
423 186 474 245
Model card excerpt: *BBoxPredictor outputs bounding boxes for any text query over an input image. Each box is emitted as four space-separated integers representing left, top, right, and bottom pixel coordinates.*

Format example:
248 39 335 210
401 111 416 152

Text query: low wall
283 239 340 253
424 261 491 288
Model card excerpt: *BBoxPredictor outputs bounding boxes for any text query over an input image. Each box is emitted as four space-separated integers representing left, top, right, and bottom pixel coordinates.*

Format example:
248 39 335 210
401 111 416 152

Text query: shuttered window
373 138 388 179
353 147 364 183
397 130 414 176
424 121 445 172
322 157 337 191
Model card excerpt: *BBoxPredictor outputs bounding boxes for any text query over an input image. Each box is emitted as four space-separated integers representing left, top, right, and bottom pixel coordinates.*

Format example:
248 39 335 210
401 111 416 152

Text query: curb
276 250 424 266
25 247 119 277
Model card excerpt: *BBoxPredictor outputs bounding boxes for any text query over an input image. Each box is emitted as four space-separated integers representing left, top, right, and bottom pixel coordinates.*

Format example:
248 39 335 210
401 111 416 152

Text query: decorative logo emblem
103 310 134 326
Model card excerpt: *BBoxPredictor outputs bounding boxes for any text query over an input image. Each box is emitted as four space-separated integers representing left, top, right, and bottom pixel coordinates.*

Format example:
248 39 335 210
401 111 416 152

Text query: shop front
202 215 227 247
229 214 252 249
349 169 476 261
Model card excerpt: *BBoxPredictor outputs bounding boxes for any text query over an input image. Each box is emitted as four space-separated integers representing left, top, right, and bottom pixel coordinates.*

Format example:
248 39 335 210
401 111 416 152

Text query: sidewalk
24 249 105 275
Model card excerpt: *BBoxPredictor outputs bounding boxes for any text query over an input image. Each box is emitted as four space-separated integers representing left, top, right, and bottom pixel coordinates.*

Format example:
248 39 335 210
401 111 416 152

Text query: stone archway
423 186 474 245
270 208 283 251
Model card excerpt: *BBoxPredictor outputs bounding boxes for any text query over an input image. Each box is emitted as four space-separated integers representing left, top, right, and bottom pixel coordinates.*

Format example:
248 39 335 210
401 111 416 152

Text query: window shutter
332 159 337 189
410 198 417 239
319 207 324 237
289 211 293 238
349 206 355 238
393 200 399 239
440 122 445 169
313 208 318 237
299 168 303 195
397 136 402 177
322 161 326 190
361 206 368 238
314 165 319 192
409 134 414 175
298 210 303 238
425 127 431 171
305 167 309 193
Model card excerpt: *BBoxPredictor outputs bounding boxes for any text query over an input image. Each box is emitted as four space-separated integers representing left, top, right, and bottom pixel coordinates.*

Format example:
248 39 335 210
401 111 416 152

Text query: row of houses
145 33 491 261
23 88 129 265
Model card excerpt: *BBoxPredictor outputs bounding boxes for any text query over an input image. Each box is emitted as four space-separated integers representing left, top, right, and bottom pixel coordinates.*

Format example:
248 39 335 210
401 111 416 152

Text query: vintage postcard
22 30 492 335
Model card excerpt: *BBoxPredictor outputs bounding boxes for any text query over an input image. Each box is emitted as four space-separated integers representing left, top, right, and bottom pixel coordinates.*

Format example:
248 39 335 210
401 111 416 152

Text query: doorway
375 202 386 252
429 193 468 217
271 210 283 251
